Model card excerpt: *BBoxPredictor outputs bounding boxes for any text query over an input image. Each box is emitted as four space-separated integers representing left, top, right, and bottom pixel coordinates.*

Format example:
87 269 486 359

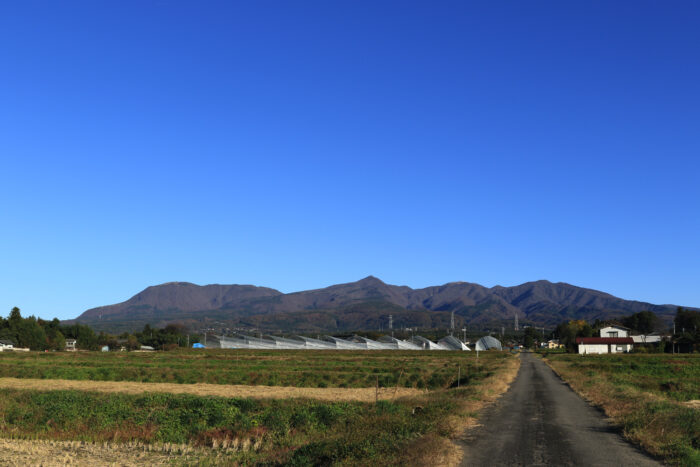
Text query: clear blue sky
1 1 699 320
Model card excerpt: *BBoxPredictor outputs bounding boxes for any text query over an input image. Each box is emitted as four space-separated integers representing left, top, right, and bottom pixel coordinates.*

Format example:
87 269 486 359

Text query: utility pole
450 311 455 336
673 323 676 354
389 314 393 338
514 312 519 331
462 327 467 342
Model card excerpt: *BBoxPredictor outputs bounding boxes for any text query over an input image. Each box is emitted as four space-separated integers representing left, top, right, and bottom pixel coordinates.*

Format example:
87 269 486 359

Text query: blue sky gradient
1 1 699 320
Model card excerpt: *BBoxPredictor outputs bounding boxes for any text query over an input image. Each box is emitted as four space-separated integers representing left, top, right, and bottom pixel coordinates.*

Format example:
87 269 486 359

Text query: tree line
0 307 200 351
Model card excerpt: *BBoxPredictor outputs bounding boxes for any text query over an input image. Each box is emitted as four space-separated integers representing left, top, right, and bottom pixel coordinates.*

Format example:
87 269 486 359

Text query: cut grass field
0 349 490 389
0 377 421 401
542 352 700 466
0 350 520 466
0 438 206 467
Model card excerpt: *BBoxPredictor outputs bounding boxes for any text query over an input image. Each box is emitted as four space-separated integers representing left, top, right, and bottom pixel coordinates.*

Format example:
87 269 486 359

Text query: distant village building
576 337 634 354
577 325 633 354
546 339 563 349
599 325 629 338
65 339 77 351
631 333 662 344
0 339 14 351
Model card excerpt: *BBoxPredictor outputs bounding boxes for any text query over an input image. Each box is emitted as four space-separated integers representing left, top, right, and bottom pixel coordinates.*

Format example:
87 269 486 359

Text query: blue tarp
192 343 205 349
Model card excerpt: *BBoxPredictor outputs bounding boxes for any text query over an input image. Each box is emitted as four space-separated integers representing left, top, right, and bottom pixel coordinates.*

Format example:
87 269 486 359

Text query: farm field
542 353 700 465
0 350 519 466
0 377 421 401
0 349 500 389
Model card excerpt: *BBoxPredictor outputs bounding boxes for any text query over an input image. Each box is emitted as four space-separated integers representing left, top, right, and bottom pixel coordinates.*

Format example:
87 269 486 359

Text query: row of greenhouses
212 334 502 351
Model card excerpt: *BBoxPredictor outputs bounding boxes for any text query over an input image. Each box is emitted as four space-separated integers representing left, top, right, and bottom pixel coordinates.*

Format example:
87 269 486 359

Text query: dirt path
460 353 661 467
0 377 421 402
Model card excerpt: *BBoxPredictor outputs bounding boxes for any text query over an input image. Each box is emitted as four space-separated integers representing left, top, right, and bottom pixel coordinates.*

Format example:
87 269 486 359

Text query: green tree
60 323 98 350
674 308 700 334
15 317 47 350
555 319 593 352
8 307 22 334
126 335 140 350
622 311 661 334
46 328 66 351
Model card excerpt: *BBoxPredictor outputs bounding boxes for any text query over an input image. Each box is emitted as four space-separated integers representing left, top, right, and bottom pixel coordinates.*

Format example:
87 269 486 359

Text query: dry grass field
0 439 203 467
0 377 421 402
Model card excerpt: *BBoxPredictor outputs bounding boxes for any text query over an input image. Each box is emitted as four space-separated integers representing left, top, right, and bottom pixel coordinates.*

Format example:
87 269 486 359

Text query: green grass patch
0 349 497 390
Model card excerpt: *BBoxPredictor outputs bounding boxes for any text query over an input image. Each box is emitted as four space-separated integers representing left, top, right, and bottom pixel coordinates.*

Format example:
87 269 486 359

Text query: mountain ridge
69 276 691 333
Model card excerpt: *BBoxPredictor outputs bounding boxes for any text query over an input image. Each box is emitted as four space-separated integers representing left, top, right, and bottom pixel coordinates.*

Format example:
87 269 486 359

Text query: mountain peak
356 275 385 285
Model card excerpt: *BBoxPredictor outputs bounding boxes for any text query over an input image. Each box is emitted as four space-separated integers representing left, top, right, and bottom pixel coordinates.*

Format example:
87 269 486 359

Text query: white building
576 337 633 354
576 324 634 354
0 340 14 351
546 339 563 349
631 334 662 344
65 339 77 351
599 325 630 338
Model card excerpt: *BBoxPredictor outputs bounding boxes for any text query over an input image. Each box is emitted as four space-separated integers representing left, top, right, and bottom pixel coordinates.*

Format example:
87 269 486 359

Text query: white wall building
599 325 630 338
0 340 14 351
631 334 662 344
577 337 634 354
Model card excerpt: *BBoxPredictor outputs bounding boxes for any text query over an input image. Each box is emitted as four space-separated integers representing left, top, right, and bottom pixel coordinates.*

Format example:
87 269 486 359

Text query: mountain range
69 276 687 333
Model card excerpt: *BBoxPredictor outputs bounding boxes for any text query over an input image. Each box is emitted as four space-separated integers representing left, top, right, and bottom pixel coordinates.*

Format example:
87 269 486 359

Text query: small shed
101 345 109 352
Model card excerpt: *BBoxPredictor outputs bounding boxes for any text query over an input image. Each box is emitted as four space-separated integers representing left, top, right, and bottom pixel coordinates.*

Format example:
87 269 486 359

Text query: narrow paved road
460 353 661 467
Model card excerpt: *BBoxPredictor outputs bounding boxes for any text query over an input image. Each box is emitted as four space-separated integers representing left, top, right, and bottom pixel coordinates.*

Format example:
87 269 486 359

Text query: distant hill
69 276 686 333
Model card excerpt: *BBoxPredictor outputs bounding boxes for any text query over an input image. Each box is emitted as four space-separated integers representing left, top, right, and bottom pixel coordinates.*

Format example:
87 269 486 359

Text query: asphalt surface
460 352 661 467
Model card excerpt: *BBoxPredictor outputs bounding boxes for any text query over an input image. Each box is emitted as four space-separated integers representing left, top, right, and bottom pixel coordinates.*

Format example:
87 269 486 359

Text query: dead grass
0 377 421 402
409 434 464 467
0 438 210 467
411 353 522 467
456 353 521 431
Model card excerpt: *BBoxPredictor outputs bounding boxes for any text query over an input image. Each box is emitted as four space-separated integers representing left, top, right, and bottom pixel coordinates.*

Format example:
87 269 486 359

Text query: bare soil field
0 376 422 401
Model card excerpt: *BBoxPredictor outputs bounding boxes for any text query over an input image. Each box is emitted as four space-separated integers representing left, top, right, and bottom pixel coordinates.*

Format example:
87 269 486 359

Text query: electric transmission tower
514 312 519 331
389 314 393 338
450 310 455 336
